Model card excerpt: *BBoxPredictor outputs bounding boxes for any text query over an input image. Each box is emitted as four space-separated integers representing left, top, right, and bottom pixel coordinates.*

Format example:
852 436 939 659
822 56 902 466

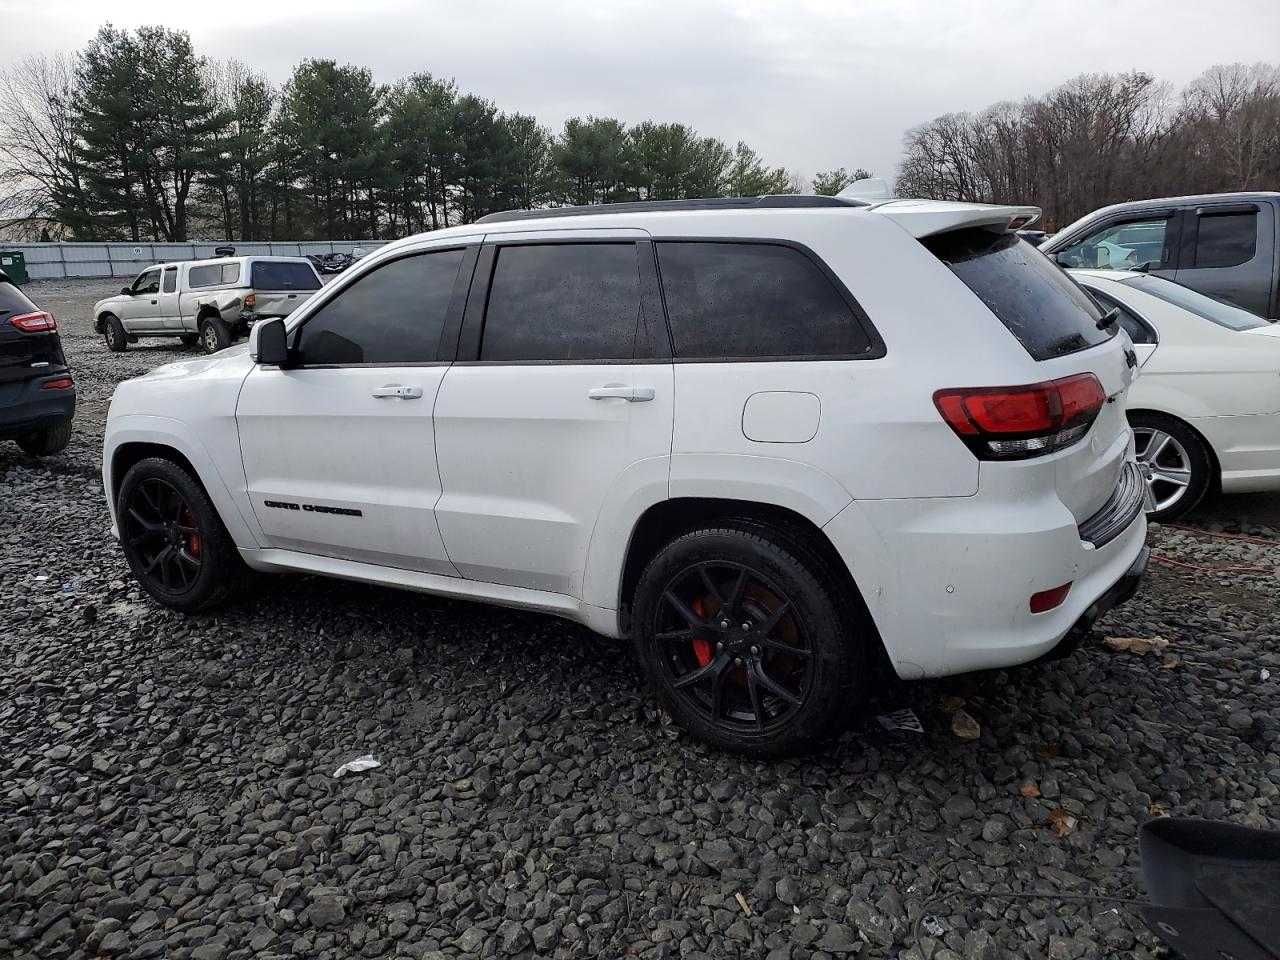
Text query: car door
118 268 162 331
433 234 674 597
1174 202 1275 316
157 265 182 329
235 242 478 573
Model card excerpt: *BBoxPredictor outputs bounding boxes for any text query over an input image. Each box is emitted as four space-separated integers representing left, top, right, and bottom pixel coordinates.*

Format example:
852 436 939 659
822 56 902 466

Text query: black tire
180 333 200 348
1129 411 1213 523
198 315 231 354
102 314 127 352
16 416 73 456
631 524 863 758
117 456 246 612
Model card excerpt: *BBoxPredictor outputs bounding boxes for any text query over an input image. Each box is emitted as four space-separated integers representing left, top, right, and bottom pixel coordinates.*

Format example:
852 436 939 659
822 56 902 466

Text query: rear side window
480 243 641 362
252 261 321 291
295 250 464 365
656 242 872 359
0 280 38 316
923 230 1111 360
222 263 241 285
1193 212 1256 268
188 264 222 288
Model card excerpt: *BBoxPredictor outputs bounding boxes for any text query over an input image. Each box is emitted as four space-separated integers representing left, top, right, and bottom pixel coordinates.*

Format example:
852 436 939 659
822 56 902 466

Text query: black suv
0 270 75 455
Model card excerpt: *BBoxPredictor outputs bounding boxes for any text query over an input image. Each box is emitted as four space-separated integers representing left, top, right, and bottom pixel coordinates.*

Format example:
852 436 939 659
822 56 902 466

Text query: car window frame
1185 205 1259 270
455 238 670 366
285 244 478 370
651 237 885 364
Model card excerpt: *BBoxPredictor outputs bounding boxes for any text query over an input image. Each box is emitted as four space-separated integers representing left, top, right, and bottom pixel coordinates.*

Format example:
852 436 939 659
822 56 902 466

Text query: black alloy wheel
120 475 205 595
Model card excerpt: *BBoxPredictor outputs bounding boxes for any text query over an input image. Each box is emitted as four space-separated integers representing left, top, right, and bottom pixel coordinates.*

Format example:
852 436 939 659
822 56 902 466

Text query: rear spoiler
863 198 1042 239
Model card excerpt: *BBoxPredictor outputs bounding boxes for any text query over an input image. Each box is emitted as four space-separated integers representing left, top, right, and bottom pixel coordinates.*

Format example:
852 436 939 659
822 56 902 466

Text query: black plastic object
1139 817 1280 960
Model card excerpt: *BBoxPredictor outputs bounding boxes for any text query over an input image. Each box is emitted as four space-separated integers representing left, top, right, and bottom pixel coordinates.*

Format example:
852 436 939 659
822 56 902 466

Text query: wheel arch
1127 407 1222 491
95 310 117 334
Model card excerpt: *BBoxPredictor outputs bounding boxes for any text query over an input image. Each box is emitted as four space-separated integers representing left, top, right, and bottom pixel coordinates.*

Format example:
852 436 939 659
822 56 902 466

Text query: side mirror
121 286 133 296
250 317 289 366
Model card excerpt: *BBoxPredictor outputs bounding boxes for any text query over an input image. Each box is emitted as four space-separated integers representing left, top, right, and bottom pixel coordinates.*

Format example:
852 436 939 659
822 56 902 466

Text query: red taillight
244 293 257 309
40 376 74 390
1030 582 1072 613
9 311 57 333
933 374 1106 460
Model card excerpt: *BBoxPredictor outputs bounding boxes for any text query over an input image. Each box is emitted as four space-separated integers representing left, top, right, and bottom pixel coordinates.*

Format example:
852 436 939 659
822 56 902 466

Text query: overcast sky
3 0 1278 180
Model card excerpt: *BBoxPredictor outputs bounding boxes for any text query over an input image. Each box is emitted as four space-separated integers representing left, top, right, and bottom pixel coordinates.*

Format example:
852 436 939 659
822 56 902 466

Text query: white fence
6 240 386 280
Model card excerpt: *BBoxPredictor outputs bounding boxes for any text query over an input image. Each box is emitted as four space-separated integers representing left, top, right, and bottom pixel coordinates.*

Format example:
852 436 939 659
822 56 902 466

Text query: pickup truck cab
1042 192 1280 318
94 256 323 355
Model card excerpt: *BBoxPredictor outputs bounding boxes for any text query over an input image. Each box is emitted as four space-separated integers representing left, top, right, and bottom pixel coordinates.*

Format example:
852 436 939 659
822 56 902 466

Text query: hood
135 342 251 382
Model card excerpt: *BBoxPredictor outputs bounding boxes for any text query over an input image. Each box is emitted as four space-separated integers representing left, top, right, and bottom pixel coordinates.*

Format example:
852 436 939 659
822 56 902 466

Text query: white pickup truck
94 256 324 354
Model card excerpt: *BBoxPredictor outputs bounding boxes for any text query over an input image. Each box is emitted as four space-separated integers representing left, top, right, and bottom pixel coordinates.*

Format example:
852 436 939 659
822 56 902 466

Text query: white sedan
1071 269 1280 520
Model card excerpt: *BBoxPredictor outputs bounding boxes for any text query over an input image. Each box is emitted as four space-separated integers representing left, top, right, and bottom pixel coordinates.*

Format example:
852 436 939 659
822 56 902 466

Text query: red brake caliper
691 597 714 667
180 507 202 558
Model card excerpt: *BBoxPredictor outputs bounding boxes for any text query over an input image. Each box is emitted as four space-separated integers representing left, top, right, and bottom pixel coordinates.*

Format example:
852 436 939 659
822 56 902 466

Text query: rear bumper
0 376 76 439
824 459 1149 679
1038 545 1148 662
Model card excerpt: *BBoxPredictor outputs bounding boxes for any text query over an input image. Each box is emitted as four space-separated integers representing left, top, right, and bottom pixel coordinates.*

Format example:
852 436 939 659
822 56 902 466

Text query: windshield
1120 275 1270 331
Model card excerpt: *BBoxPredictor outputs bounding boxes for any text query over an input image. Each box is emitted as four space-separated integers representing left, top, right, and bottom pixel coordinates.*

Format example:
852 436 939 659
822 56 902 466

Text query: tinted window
252 261 320 291
134 269 160 295
924 230 1111 360
162 267 177 293
295 250 463 365
657 242 871 359
1121 275 1269 331
480 244 641 362
188 264 222 288
1055 217 1171 271
0 279 38 316
1193 212 1256 268
222 263 241 285
1086 287 1157 345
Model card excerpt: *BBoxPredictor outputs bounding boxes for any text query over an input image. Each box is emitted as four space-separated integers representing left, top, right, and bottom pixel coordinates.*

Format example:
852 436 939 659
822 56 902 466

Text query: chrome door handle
371 384 423 399
588 385 655 402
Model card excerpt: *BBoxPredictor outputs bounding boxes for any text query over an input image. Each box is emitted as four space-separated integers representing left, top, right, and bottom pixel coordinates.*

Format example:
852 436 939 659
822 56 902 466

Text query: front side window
134 269 160 295
656 241 872 359
161 267 177 294
480 243 642 362
1055 217 1172 271
294 249 464 365
1193 212 1256 268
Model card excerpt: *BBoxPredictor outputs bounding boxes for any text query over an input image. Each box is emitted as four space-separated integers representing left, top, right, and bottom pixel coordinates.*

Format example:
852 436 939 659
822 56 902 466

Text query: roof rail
476 194 867 224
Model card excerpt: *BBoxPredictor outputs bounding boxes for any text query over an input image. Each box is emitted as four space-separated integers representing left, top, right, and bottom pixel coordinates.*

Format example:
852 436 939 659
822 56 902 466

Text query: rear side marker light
933 374 1106 461
41 377 74 390
1030 582 1072 614
9 311 57 333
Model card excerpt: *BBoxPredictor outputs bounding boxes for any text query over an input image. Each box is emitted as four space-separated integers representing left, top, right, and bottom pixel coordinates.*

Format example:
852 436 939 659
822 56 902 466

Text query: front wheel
102 314 127 352
631 525 861 758
117 457 245 612
1130 412 1213 523
199 316 231 354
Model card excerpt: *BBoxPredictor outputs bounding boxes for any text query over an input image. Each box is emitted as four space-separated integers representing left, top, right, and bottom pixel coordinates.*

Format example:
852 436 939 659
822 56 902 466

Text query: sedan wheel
1129 413 1212 522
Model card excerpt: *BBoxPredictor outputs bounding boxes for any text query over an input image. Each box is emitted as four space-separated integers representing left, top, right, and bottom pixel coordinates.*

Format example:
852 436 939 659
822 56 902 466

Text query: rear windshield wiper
1096 307 1120 331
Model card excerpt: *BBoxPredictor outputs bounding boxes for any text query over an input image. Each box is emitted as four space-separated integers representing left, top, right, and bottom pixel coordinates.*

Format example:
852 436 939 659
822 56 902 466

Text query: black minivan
0 270 75 455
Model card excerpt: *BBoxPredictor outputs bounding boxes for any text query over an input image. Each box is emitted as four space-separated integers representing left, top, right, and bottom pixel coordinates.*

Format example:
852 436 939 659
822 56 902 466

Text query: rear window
0 280 38 316
923 229 1111 360
1193 212 1256 268
1121 275 1269 331
251 261 321 291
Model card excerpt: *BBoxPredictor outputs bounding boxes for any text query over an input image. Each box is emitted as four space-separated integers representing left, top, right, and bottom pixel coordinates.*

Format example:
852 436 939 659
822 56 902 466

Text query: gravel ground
3 278 1279 960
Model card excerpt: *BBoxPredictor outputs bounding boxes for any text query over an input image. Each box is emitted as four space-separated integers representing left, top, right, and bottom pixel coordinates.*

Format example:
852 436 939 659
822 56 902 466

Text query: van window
480 243 642 362
924 229 1112 360
294 249 463 365
251 261 320 291
656 241 872 359
1193 212 1256 268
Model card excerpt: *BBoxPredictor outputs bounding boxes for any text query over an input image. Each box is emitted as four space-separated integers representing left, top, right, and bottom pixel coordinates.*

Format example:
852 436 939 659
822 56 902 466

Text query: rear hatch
878 202 1134 525
0 278 67 398
248 260 323 317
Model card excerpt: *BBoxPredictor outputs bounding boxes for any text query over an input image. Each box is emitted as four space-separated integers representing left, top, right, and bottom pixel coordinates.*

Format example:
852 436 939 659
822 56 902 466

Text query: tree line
896 64 1280 230
0 24 871 242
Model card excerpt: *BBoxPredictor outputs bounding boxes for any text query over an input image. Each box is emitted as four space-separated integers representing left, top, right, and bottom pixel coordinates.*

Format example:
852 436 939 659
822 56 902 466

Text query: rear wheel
632 525 861 758
117 457 245 612
16 416 72 456
102 314 126 352
199 315 231 354
1130 412 1212 522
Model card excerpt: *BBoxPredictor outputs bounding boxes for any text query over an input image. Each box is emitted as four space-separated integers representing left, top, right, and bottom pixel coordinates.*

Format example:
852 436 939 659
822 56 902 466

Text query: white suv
102 195 1148 756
